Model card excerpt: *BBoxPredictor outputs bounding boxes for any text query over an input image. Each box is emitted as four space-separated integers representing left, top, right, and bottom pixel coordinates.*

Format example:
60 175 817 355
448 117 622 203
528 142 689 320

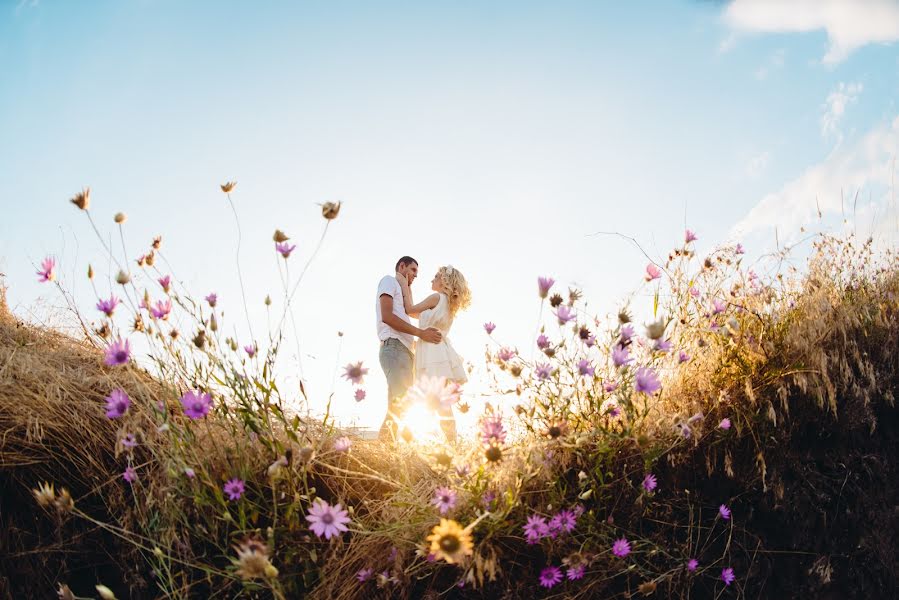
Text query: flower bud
273 229 289 242
114 212 127 224
115 270 131 285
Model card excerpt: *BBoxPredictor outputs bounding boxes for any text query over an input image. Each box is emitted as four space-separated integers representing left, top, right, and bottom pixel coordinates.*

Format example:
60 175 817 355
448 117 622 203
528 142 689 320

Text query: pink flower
105 389 131 419
244 345 256 358
712 299 726 314
104 338 131 366
184 468 195 478
205 293 217 307
180 390 212 419
342 361 368 385
735 243 745 255
645 264 661 281
721 567 735 586
685 229 698 243
121 433 138 448
620 324 634 341
535 363 553 380
536 334 550 349
678 350 691 363
333 437 351 452
356 568 374 582
305 498 351 540
538 276 555 299
539 566 563 589
158 275 171 292
687 558 699 572
719 504 731 520
566 564 585 580
603 380 619 393
612 537 631 558
96 295 120 317
480 415 506 446
523 514 549 544
642 473 658 492
483 322 496 334
719 418 732 430
497 347 516 362
37 257 56 282
689 287 701 298
654 339 673 353
585 334 596 347
554 305 575 325
577 359 594 377
634 367 661 395
549 509 577 534
275 242 296 258
432 486 457 515
123 466 137 483
151 299 172 320
224 477 245 500
601 398 622 418
354 388 366 402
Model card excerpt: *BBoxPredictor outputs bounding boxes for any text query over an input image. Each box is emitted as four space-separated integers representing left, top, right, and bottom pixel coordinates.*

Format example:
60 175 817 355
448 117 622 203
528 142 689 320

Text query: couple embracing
375 256 471 443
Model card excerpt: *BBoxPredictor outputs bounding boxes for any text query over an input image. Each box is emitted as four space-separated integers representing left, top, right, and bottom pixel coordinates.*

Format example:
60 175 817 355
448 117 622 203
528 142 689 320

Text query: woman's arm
397 275 440 317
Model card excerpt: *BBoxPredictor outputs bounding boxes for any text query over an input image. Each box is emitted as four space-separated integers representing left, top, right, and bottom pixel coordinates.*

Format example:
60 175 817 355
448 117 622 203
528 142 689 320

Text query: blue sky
2 0 898 428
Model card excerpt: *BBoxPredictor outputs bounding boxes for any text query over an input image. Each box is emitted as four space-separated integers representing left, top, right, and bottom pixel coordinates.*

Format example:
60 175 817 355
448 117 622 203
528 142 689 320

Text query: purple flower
333 437 352 452
612 344 632 367
612 537 631 558
275 242 296 258
37 257 56 282
497 347 516 362
577 359 595 378
538 276 555 299
205 292 217 307
535 363 553 380
244 344 256 358
685 229 698 243
642 473 658 493
96 295 120 317
603 380 619 393
356 568 374 582
305 498 351 540
342 361 368 385
712 299 727 315
645 264 661 281
354 388 366 402
719 504 731 520
180 390 213 419
677 422 693 438
654 339 673 353
689 287 700 298
432 486 457 515
150 299 172 320
481 490 496 509
523 514 550 544
735 243 745 255
539 566 563 589
634 367 661 395
224 478 245 500
104 338 131 366
678 350 691 363
601 398 622 418
555 305 575 325
480 415 506 446
719 418 732 430
549 509 577 534
687 558 699 572
121 433 138 448
721 567 735 586
184 468 195 478
566 564 585 580
105 388 131 419
620 324 634 341
158 275 171 292
536 334 550 349
483 322 496 334
123 466 137 483
584 334 596 347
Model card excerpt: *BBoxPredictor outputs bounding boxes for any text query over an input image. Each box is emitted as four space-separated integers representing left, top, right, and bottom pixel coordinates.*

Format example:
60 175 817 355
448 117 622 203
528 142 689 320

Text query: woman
398 265 471 442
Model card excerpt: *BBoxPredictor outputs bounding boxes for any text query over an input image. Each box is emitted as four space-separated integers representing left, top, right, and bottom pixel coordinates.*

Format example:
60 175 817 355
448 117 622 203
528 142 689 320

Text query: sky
2 0 898 430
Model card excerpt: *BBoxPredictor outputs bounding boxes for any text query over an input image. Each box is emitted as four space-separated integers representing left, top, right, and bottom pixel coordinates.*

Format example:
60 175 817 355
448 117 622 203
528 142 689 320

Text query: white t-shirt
376 275 414 352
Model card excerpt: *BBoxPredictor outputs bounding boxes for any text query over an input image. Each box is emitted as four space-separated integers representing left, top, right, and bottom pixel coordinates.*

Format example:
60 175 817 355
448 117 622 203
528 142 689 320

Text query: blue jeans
378 338 413 440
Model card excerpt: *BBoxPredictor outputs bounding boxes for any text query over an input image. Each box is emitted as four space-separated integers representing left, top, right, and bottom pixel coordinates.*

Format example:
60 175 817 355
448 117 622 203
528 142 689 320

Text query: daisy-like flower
342 361 368 385
275 242 296 258
719 418 732 430
654 339 673 353
554 305 575 325
642 473 658 493
150 299 172 320
121 433 138 448
612 344 632 367
306 498 351 540
523 514 549 544
224 478 245 501
104 389 131 419
719 504 731 520
566 564 585 581
483 322 496 334
634 367 661 395
180 390 213 419
432 486 457 515
645 264 662 281
735 243 745 254
333 437 351 452
612 537 631 558
678 350 691 363
603 380 619 393
538 276 555 299
104 338 131 366
620 324 634 341
712 299 727 314
687 558 699 572
480 415 506 446
158 275 171 292
37 257 56 282
426 518 473 564
356 568 374 582
539 566 563 589
352 389 366 403
535 363 553 380
123 466 137 484
685 229 698 243
96 295 119 317
233 538 276 580
244 345 256 358
536 334 550 349
721 567 735 586
406 375 460 410
549 509 577 534
497 347 516 362
205 292 217 307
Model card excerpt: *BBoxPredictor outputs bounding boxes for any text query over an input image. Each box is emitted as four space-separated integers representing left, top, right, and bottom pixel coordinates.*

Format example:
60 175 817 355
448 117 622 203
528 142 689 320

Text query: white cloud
746 151 771 178
755 48 786 80
821 82 863 142
724 0 899 64
731 115 899 241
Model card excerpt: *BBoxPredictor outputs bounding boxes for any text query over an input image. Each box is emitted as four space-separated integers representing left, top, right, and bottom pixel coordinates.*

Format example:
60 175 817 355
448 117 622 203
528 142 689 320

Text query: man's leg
378 340 413 441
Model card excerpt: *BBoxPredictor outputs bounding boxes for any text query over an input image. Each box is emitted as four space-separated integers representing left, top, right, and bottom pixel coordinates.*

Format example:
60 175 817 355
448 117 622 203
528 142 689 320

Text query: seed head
70 187 90 210
115 270 131 285
273 229 289 242
221 181 237 193
114 212 127 224
33 481 56 507
320 201 341 220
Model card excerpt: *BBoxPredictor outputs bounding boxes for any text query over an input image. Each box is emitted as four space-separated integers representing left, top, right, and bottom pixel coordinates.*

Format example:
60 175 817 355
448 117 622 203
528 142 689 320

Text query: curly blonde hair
437 265 472 317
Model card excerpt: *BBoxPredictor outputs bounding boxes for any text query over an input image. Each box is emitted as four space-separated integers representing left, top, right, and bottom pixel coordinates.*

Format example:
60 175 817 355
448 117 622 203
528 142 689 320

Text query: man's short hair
395 256 418 271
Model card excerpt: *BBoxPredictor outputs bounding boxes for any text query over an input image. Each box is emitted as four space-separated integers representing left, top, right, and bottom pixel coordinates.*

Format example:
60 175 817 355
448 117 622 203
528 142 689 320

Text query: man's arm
380 295 442 343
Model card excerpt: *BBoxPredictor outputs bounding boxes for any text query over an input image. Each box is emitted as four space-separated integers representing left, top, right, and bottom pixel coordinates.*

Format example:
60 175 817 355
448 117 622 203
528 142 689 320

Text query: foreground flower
538 276 555 299
33 481 56 508
483 321 496 334
687 558 699 572
620 324 634 341
654 338 673 353
497 347 516 362
96 295 120 317
70 187 90 210
536 334 550 349
158 275 171 292
354 388 366 402
719 417 732 430
577 359 595 377
678 350 691 363
523 514 550 544
535 363 553 380
121 433 137 448
427 519 473 564
104 338 131 366
612 537 631 558
275 242 296 258
407 375 460 410
721 567 735 586
480 415 506 446
150 299 172 320
342 361 368 385
306 498 351 540
244 345 256 358
104 388 131 419
333 437 352 452
123 466 137 484
719 504 731 520
634 366 661 395
642 473 658 493
205 292 218 307
685 229 698 243
224 478 246 500
180 390 213 419
37 257 56 282
539 566 563 589
432 486 458 515
645 263 661 281
735 243 745 254
356 568 374 582
612 344 632 367
549 509 577 534
320 201 341 220
233 538 277 580
221 181 237 193
567 564 585 580
712 298 727 314
554 305 575 325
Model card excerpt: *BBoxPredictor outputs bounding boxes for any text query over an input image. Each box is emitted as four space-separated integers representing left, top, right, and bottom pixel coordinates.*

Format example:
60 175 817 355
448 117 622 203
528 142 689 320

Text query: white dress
415 293 468 383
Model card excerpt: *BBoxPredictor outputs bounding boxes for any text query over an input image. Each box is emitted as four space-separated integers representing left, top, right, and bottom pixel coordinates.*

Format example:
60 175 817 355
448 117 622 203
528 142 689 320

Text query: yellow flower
221 181 237 193
70 187 90 210
320 201 341 220
426 518 473 564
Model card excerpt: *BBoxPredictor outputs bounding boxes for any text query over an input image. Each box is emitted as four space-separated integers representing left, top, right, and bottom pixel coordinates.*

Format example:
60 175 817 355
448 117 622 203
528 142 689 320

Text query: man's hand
419 327 443 344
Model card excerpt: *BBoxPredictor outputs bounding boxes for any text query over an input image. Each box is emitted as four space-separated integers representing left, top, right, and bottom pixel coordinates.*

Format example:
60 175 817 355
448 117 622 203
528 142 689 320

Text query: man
376 256 442 441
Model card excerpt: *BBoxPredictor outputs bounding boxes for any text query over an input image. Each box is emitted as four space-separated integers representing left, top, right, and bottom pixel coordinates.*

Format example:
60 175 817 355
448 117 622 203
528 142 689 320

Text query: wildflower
455 463 470 478
33 482 56 507
96 295 119 317
721 567 735 586
484 444 503 463
354 388 366 402
114 212 127 224
104 338 131 366
612 344 632 367
233 538 275 580
719 418 732 430
158 275 171 292
554 305 575 325
585 334 596 347
483 322 496 334
687 558 699 572
645 264 661 281
87 264 94 279
497 347 516 362
480 415 506 445
654 339 673 353
543 419 568 439
224 478 246 501
273 229 289 242
535 363 553 380
603 380 619 393
634 367 661 395
342 361 368 385
37 257 56 282
481 490 496 508
244 345 256 358
642 473 658 493
677 422 692 438
275 242 296 258
712 298 726 314
678 350 691 363
150 299 172 320
333 437 351 452
549 509 577 534
689 286 700 297
426 518 473 564
735 243 745 254
538 276 555 298
221 181 237 193
407 375 460 410
320 201 341 220
123 466 137 484
539 566 563 589
104 389 130 419
184 468 195 478
205 293 218 307
115 270 131 285
612 537 631 558
577 359 595 377
306 498 351 540
549 293 564 307
55 488 74 513
70 187 90 210
601 398 622 418
566 564 585 580
719 504 731 520
180 390 213 419
645 318 666 340
536 334 550 349
356 568 374 582
685 229 698 243
432 486 457 515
